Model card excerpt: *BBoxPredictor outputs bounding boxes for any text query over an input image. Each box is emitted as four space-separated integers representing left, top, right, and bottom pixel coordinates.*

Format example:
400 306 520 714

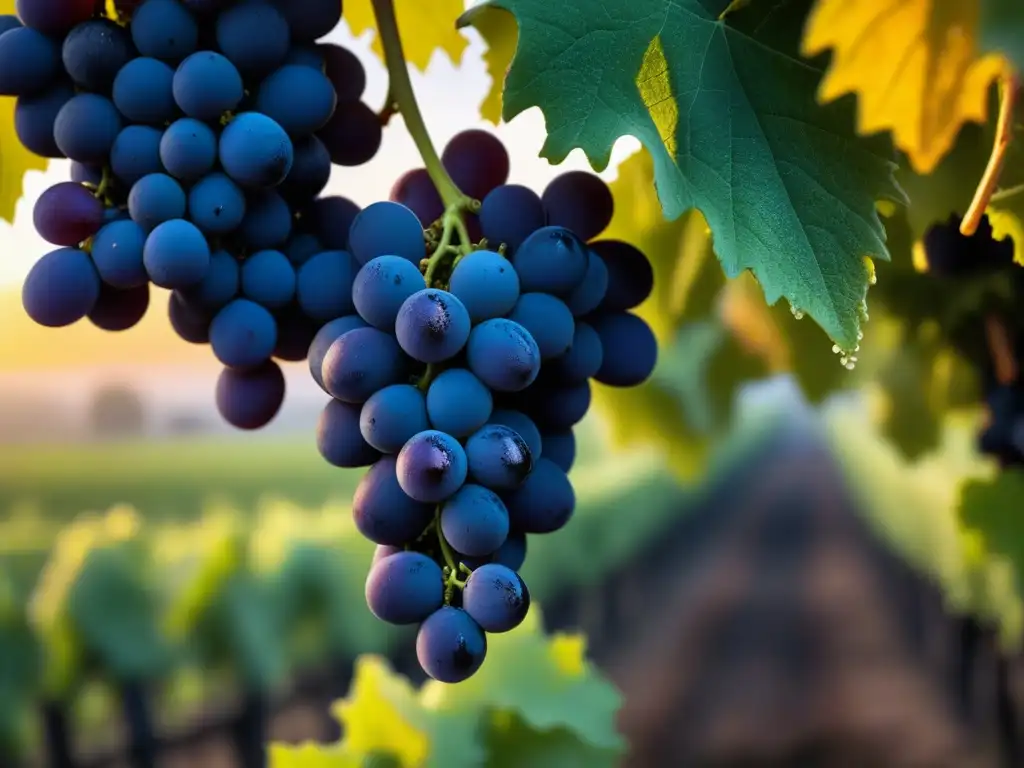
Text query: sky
0 16 640 376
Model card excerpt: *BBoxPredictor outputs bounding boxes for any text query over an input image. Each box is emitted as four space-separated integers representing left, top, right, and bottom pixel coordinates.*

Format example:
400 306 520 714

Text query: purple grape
440 484 509 557
541 171 614 241
464 424 532 491
365 551 444 625
394 289 471 364
88 283 150 331
22 247 100 327
441 129 509 201
352 456 435 546
33 182 104 246
215 361 286 430
462 563 530 633
395 430 468 503
416 606 486 683
317 399 381 468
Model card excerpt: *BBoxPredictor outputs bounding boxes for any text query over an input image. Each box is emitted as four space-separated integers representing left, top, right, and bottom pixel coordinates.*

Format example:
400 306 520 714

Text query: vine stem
984 313 1018 385
961 73 1019 237
370 0 467 211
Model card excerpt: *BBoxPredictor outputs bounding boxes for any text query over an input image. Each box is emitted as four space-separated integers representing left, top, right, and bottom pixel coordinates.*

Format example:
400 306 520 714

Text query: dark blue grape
396 430 468 503
256 64 336 136
296 249 358 321
220 112 293 188
215 0 289 78
365 550 444 625
542 171 613 242
129 173 187 231
184 248 238 308
0 15 21 36
353 456 435 545
113 57 177 125
389 168 443 228
347 201 425 266
565 249 609 316
395 289 471 364
317 100 381 166
187 173 246 234
320 42 365 102
462 563 529 633
441 129 509 202
14 81 74 157
54 93 122 164
592 312 657 387
487 410 541 460
372 544 402 566
591 240 653 312
239 191 291 249
209 298 277 368
440 485 509 558
15 0 94 36
216 361 285 429
88 283 150 331
502 458 574 534
359 383 429 454
0 26 59 96
272 307 317 362
273 0 340 42
70 162 101 185
512 226 588 295
426 369 492 438
33 181 104 246
479 184 546 254
540 430 575 472
352 255 426 330
91 218 147 288
317 399 381 468
22 247 99 327
168 290 212 343
464 424 532 491
241 249 294 308
491 531 527 571
130 0 198 63
62 19 134 92
143 218 210 288
110 125 163 186
309 195 360 250
416 607 486 684
172 51 243 120
550 322 602 384
507 292 575 359
283 233 322 266
160 118 218 181
285 45 322 69
465 318 541 392
447 249 519 323
308 315 368 390
321 326 407 403
527 381 591 431
280 135 331 202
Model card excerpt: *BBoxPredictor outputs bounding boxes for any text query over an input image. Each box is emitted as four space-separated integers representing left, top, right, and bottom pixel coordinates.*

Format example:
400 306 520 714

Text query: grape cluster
919 215 1024 465
5 0 383 427
310 132 658 682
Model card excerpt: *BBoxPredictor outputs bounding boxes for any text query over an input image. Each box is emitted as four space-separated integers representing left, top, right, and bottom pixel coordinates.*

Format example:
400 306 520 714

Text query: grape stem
370 0 471 212
984 313 1018 384
961 72 1019 237
434 507 469 602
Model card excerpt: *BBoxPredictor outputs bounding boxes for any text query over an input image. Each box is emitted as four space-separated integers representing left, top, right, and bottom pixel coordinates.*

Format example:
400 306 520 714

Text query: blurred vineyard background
2 1 1024 766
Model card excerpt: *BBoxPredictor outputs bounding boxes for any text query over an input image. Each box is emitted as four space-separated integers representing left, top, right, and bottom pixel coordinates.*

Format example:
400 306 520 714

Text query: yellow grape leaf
802 0 1007 173
344 0 468 72
269 743 365 768
462 5 517 124
332 656 485 768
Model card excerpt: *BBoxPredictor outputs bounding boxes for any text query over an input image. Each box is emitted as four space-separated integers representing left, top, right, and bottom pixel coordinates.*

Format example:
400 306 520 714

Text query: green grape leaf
333 656 485 768
981 0 1024 74
213 573 287 692
481 712 620 768
588 148 769 478
425 608 624 753
460 0 905 351
0 574 42 755
68 544 172 683
959 469 1024 597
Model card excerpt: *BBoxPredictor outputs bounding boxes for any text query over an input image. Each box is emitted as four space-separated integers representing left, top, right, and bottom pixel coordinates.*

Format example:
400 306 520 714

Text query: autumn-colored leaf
461 5 517 124
344 0 468 72
802 0 1007 174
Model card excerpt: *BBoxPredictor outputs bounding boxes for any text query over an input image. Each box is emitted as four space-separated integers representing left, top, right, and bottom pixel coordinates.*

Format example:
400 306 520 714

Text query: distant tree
89 384 145 439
